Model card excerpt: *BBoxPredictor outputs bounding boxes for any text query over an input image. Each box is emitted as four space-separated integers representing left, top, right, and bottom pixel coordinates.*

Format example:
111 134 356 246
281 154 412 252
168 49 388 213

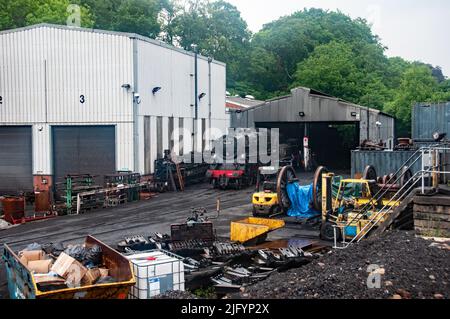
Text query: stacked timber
413 194 450 238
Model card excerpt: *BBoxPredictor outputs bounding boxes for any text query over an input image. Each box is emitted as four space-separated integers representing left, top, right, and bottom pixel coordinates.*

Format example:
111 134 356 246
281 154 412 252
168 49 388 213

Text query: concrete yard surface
0 172 322 299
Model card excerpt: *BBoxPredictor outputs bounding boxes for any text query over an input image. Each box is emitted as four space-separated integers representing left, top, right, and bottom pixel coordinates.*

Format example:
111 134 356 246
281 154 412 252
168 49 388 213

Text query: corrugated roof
0 23 226 66
243 87 394 118
226 96 265 108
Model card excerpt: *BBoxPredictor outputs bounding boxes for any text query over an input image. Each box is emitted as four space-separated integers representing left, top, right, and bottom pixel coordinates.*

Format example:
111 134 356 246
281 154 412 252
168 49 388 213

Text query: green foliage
0 0 94 29
1 1 449 137
80 0 162 37
385 64 449 136
247 8 380 94
170 0 251 88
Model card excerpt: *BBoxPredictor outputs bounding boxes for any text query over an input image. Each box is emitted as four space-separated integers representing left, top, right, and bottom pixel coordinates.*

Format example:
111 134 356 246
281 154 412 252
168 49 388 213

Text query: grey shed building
0 24 227 194
231 87 395 169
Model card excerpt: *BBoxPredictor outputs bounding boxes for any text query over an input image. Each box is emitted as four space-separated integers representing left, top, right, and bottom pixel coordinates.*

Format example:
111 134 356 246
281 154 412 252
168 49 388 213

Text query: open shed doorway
256 122 359 171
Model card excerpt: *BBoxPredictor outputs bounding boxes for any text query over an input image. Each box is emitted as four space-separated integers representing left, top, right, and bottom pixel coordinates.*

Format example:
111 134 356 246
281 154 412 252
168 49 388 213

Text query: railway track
0 179 321 299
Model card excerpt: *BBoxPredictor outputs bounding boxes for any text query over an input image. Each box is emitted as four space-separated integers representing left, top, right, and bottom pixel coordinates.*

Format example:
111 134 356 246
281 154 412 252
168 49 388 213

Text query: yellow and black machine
252 165 298 217
319 168 406 242
252 165 328 217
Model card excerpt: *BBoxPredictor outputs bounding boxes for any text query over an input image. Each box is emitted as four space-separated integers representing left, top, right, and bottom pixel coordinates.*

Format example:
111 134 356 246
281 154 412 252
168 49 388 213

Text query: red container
2 197 25 224
34 191 50 213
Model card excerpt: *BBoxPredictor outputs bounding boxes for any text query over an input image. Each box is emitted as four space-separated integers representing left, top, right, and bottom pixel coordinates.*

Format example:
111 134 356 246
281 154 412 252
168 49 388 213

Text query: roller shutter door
0 126 33 194
52 126 116 185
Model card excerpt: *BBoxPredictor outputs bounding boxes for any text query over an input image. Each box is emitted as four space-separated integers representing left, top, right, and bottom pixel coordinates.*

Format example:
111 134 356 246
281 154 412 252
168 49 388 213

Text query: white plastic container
125 250 185 299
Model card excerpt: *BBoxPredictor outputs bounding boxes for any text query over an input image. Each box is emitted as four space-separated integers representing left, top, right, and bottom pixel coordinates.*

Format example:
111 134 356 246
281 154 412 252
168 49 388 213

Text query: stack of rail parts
151 151 208 193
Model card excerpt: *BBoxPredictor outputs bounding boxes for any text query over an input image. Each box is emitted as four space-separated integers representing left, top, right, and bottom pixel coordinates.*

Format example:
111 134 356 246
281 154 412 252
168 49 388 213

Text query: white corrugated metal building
0 24 227 193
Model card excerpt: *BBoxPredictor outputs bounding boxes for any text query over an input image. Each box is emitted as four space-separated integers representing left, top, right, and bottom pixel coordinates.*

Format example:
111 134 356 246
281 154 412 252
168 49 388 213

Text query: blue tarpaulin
286 183 320 218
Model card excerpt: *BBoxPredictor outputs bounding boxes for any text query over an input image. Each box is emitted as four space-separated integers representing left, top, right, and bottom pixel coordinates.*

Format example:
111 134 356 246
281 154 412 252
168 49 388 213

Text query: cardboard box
19 250 45 265
51 253 77 277
51 252 88 287
65 262 88 287
28 259 53 273
82 268 101 286
99 268 109 278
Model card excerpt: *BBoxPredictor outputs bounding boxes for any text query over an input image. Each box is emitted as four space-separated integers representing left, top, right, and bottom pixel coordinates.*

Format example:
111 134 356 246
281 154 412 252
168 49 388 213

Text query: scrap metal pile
116 208 328 295
3 236 135 299
54 173 143 215
149 150 209 192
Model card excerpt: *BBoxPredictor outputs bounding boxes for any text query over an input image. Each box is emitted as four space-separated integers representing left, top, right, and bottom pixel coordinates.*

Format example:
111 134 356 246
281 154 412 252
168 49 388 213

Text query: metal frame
333 144 450 249
124 249 185 299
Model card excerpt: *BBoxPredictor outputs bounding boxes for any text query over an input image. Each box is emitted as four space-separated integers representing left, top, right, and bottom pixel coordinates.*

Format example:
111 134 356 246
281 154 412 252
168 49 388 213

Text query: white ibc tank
126 250 185 299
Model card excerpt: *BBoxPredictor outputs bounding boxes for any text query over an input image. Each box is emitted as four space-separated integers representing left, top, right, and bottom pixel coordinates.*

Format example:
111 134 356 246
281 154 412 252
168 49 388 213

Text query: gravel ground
155 290 199 299
232 231 450 299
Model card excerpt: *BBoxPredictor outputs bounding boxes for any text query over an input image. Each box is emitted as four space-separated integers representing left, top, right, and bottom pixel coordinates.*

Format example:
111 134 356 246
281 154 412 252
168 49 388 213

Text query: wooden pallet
414 195 450 238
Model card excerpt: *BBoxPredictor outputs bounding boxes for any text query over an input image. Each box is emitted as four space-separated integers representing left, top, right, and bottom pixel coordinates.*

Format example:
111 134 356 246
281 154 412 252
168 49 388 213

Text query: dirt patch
231 231 449 299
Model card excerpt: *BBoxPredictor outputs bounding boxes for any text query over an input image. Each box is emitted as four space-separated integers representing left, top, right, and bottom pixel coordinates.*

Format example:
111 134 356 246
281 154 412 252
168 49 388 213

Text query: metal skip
230 217 285 244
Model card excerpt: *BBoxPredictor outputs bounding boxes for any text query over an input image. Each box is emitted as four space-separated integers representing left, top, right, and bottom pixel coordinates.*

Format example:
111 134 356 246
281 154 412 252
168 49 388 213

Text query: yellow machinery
252 165 297 217
320 173 401 241
230 217 285 245
252 166 283 217
252 165 327 217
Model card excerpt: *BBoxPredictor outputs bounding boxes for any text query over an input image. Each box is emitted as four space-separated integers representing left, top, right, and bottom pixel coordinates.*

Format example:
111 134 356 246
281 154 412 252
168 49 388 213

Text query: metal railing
333 144 450 249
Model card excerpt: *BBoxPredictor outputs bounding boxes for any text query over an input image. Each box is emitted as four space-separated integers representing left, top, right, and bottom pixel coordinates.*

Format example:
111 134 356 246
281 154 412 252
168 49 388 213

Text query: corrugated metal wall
0 25 136 177
135 39 227 172
0 24 227 181
230 87 395 145
52 126 116 184
0 26 134 124
351 150 421 178
0 126 33 193
413 103 450 141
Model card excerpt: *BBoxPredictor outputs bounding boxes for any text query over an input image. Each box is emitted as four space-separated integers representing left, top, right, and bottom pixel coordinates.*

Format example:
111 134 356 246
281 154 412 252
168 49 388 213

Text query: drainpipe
367 107 370 141
192 45 198 154
208 57 212 149
133 38 139 173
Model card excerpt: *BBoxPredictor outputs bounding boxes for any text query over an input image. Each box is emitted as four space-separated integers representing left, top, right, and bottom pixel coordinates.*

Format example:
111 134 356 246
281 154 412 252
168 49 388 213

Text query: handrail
335 169 429 249
334 144 450 249
344 143 444 228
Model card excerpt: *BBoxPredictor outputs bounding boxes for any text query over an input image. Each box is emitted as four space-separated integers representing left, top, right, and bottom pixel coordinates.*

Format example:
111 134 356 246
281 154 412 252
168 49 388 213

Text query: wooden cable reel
276 166 297 212
313 166 328 211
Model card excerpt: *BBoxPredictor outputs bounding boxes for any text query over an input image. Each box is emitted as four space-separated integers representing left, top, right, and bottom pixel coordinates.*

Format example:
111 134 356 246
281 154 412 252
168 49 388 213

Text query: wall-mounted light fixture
299 112 306 117
152 87 162 95
351 112 357 117
133 92 141 104
121 84 131 90
199 93 206 100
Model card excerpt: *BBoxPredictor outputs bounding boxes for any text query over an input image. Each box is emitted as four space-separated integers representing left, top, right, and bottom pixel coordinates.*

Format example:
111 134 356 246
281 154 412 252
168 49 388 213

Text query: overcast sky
227 0 450 77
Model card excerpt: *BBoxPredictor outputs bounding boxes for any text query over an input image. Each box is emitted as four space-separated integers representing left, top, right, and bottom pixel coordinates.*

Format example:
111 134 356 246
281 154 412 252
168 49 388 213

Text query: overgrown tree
0 0 93 30
171 0 251 87
384 64 443 136
247 8 381 96
80 0 163 37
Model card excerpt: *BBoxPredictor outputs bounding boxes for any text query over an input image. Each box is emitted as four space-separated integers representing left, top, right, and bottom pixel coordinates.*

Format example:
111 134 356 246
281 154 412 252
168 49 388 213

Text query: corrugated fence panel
413 103 450 140
351 150 421 178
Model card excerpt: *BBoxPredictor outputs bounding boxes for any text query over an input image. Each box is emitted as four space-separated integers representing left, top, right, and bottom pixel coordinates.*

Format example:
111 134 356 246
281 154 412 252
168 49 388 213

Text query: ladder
333 143 450 249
